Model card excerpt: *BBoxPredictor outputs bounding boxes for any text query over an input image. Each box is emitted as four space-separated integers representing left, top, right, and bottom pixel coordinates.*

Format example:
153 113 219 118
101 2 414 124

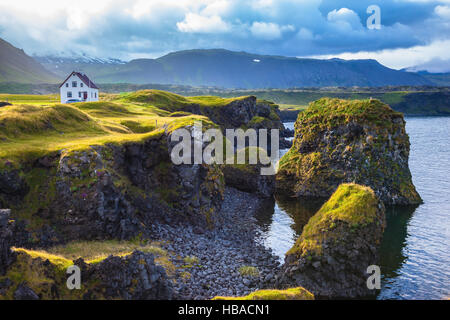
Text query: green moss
238 265 259 277
299 98 403 130
212 287 314 300
286 183 379 257
182 256 200 268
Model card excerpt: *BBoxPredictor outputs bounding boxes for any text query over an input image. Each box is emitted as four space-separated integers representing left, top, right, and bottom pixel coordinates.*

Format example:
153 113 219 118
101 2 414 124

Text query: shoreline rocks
276 98 422 205
280 184 386 298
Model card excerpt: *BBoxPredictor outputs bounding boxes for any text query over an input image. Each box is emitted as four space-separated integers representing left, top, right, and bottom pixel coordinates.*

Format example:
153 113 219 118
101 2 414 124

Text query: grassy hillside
2 86 450 116
0 90 253 164
0 38 60 84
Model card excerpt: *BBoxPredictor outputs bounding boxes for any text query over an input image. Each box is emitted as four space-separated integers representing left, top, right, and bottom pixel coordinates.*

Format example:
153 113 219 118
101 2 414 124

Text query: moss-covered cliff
276 98 421 205
281 183 386 298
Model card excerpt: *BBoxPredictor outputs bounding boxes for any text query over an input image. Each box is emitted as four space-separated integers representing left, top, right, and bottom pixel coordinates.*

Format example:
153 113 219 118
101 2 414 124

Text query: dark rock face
0 170 28 197
0 209 15 275
0 102 12 108
276 98 421 205
178 96 290 149
14 284 39 300
80 251 173 300
222 165 275 198
280 184 386 298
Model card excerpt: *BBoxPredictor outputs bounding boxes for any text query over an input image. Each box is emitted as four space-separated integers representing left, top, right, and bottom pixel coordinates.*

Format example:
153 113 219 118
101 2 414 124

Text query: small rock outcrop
276 98 421 205
222 147 275 198
78 251 173 300
281 184 386 298
0 248 173 300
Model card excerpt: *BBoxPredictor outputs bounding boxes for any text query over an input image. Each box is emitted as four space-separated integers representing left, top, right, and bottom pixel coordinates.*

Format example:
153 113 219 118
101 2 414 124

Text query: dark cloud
0 0 448 70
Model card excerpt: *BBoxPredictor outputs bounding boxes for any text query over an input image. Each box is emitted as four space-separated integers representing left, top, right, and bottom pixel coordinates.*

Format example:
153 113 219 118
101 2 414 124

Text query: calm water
257 118 450 300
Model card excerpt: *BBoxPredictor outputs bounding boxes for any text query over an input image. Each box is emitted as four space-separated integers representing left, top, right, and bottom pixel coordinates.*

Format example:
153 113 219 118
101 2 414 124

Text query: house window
80 83 83 87
72 81 77 87
95 92 97 98
65 83 69 88
67 91 72 98
78 92 82 98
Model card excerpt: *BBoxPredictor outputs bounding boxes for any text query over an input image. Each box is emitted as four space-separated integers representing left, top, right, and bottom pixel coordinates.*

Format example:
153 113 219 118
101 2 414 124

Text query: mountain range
36 49 432 88
0 37 441 88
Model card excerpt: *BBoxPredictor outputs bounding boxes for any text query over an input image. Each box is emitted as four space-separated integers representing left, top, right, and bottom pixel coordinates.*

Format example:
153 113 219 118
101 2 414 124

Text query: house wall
60 73 99 103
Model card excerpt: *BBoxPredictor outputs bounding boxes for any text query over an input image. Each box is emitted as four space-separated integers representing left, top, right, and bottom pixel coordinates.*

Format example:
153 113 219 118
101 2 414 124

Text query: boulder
280 183 386 298
13 284 39 300
222 147 275 198
82 251 173 300
0 249 173 300
276 98 421 205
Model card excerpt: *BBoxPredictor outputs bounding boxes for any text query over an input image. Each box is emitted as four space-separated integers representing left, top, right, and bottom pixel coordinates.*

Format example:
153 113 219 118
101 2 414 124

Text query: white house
59 71 99 103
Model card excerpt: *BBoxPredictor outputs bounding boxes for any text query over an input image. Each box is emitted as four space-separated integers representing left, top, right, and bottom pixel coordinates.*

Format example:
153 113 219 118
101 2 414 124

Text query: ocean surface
256 118 450 300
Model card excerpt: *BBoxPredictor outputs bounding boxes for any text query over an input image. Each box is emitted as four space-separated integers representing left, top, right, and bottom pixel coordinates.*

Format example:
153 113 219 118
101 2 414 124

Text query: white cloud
306 39 450 72
327 8 363 30
250 22 294 40
435 5 450 18
177 13 230 33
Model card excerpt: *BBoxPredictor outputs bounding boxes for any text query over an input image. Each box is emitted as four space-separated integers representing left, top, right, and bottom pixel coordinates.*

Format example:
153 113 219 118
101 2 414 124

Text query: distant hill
0 38 60 84
37 49 432 88
418 71 450 86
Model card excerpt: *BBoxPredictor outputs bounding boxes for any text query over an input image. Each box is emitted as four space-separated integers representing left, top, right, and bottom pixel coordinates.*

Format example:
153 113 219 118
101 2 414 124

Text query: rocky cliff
276 98 421 205
280 184 386 298
0 247 173 300
0 127 225 247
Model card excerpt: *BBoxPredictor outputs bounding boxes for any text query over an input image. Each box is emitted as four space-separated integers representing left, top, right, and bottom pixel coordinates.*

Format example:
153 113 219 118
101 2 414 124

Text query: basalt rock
0 127 225 246
0 209 15 275
276 98 421 205
0 249 173 300
80 251 173 300
280 184 386 298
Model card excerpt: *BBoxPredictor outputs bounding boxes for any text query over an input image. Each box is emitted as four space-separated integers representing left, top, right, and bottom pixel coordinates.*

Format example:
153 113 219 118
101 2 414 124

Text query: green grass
45 240 168 263
0 94 59 105
0 92 220 166
238 265 259 277
278 104 308 111
213 287 314 300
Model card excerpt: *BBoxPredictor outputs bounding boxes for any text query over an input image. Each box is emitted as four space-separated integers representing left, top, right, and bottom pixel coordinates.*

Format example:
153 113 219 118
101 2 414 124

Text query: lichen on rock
276 98 421 205
281 183 386 298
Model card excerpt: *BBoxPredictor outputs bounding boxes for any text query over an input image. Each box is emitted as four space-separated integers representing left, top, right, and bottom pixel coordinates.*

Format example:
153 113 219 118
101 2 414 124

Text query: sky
0 0 450 71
